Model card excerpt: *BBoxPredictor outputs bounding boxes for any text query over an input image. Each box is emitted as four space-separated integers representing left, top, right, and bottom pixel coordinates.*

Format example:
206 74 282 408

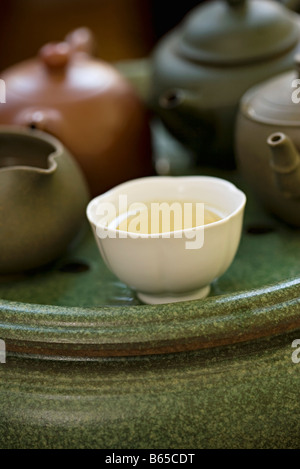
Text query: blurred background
0 0 205 70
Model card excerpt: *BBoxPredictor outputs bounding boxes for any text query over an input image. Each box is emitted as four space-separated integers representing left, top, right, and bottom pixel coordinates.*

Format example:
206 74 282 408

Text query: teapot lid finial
39 42 71 70
65 27 95 56
38 28 95 72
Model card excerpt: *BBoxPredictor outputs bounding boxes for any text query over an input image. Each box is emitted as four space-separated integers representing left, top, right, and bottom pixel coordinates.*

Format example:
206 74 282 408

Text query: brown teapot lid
240 56 300 125
176 0 299 65
1 28 123 105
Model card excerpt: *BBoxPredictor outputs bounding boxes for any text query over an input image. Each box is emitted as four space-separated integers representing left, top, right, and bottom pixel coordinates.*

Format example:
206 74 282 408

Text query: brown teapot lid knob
65 27 95 56
39 42 71 70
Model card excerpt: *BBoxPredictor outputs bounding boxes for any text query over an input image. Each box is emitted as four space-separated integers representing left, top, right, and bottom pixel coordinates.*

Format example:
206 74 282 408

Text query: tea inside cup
87 176 246 304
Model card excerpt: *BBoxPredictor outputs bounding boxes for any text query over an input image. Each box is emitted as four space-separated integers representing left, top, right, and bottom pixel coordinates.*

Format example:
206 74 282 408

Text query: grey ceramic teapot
235 58 300 227
150 0 300 168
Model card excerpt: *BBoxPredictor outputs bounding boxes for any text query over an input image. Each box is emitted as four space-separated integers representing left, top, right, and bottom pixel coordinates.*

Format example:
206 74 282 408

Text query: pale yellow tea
109 200 222 235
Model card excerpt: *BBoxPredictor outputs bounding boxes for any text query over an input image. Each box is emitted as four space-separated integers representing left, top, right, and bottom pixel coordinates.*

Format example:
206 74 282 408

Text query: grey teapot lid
177 0 299 65
240 59 300 125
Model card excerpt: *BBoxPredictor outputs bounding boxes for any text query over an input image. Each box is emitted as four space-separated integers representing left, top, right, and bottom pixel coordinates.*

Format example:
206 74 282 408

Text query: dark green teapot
150 0 300 168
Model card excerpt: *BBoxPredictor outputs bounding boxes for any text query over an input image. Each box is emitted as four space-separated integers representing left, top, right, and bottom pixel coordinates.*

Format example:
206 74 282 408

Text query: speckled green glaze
0 62 300 449
1 333 300 449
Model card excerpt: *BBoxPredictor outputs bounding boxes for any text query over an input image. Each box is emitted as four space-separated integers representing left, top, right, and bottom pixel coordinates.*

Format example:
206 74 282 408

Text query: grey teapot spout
158 88 201 117
157 87 227 165
267 132 300 199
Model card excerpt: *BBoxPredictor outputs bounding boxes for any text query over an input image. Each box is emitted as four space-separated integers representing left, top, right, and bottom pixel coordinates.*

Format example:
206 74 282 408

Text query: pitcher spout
267 132 300 199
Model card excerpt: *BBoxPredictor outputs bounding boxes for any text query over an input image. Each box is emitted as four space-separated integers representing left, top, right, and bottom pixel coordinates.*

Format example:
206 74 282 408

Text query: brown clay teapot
0 28 153 196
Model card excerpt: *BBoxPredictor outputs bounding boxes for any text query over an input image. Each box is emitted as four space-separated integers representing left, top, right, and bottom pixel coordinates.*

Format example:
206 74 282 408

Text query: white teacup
87 176 246 304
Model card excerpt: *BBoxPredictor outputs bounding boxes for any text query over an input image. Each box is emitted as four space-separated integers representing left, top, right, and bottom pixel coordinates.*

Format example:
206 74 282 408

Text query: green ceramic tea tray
0 61 300 449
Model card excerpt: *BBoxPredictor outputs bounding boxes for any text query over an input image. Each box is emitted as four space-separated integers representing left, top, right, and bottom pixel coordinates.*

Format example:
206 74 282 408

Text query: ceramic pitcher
0 126 90 274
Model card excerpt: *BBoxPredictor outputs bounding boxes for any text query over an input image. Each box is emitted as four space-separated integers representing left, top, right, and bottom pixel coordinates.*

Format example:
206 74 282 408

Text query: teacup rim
87 175 247 238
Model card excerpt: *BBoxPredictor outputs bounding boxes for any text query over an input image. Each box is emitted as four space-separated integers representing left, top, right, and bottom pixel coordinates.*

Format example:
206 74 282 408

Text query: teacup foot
137 285 211 305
